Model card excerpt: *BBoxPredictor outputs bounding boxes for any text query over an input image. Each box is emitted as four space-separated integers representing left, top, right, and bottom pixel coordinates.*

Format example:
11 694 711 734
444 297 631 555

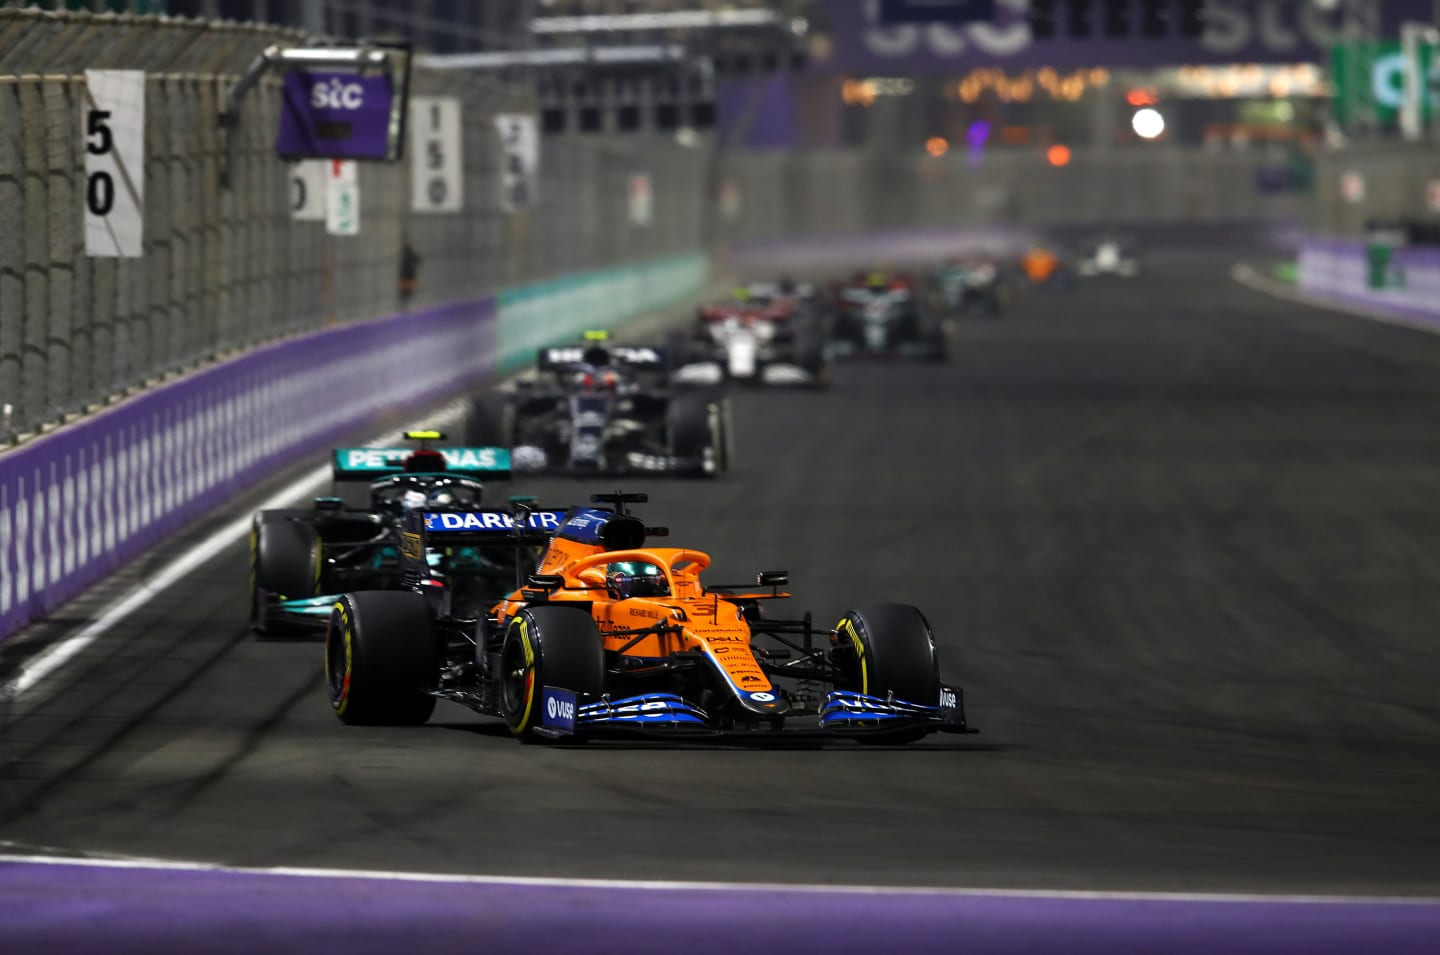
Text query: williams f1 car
1075 237 1140 277
250 431 524 635
465 335 731 478
671 283 831 387
324 492 972 742
830 272 947 360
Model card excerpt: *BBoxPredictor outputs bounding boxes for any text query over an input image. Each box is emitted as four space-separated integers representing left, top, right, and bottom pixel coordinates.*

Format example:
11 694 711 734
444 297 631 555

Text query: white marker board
290 160 327 221
83 69 145 257
410 96 463 213
494 113 538 213
326 159 360 236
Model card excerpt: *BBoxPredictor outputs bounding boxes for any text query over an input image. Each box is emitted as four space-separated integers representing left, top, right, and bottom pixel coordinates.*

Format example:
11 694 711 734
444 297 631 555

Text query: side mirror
527 574 565 591
645 525 669 537
313 496 344 511
757 571 788 588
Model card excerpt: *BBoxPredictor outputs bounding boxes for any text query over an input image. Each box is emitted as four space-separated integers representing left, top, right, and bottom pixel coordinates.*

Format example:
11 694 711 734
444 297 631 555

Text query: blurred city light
926 136 950 157
1046 144 1072 167
1125 87 1158 106
1132 107 1166 139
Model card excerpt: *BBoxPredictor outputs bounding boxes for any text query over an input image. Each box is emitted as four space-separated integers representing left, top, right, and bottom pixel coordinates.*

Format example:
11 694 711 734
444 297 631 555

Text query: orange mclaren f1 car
324 493 971 742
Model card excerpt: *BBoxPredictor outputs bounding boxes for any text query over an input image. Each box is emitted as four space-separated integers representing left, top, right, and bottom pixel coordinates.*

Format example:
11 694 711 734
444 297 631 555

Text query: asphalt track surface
4 251 1440 896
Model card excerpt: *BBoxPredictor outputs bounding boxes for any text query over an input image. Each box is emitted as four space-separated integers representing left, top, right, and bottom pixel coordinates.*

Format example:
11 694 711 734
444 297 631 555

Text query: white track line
0 850 1436 905
1231 262 1440 337
6 402 465 698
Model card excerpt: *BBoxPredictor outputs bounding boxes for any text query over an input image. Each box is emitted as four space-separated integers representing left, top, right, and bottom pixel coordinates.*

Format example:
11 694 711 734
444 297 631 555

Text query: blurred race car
932 257 1005 317
1075 237 1140 277
830 271 947 360
249 431 522 635
465 333 731 478
325 492 973 742
672 281 830 387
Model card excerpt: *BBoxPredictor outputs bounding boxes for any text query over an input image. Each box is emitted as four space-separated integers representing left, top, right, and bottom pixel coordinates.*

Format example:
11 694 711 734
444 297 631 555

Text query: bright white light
1131 107 1165 139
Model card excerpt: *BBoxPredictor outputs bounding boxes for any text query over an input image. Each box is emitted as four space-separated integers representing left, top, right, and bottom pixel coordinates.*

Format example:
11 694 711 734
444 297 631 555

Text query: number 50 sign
83 70 145 258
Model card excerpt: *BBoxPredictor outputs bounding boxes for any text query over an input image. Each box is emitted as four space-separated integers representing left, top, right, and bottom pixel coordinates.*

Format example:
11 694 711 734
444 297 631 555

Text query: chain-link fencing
0 7 711 447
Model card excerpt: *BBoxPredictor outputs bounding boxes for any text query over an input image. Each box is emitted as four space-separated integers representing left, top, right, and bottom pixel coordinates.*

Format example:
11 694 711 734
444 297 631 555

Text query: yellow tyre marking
838 617 868 695
510 618 537 735
328 601 353 716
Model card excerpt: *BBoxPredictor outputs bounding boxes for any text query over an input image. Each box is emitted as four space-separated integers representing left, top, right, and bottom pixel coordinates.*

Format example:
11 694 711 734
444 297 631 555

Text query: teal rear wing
331 447 512 480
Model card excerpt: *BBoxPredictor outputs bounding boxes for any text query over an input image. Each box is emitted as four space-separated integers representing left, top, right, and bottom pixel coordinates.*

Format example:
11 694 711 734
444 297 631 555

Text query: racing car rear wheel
250 516 322 635
326 591 438 726
668 394 729 478
499 606 605 742
832 603 941 744
795 329 831 388
463 394 512 448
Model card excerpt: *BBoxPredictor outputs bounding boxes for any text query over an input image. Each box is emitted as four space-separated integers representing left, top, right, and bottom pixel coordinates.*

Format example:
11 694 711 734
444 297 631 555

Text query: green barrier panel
496 253 707 373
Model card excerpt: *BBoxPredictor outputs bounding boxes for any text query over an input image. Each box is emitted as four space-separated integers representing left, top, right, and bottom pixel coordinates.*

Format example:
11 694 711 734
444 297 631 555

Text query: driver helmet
401 489 428 511
403 448 447 473
427 488 457 508
605 561 669 600
866 271 889 292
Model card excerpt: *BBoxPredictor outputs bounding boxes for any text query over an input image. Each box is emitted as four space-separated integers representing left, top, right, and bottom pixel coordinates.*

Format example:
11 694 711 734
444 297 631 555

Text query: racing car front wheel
326 591 439 726
499 606 605 742
250 516 322 636
832 603 941 744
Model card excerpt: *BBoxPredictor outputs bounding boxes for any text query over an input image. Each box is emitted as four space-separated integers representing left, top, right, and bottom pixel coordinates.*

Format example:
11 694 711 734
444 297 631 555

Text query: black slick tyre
796 328 831 388
832 603 941 744
499 606 605 742
667 393 727 478
463 394 511 448
250 516 322 635
326 591 438 726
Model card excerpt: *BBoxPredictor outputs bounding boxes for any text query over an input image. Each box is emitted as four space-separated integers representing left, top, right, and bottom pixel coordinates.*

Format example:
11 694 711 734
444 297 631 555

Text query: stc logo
311 76 365 111
861 0 1348 60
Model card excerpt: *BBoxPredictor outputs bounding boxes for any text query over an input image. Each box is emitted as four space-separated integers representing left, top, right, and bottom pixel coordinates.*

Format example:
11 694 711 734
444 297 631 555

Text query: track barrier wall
496 253 708 374
1298 237 1440 328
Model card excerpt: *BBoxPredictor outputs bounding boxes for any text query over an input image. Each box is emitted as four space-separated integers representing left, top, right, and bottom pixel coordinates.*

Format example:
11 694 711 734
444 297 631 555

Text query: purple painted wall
1299 237 1440 329
0 297 495 641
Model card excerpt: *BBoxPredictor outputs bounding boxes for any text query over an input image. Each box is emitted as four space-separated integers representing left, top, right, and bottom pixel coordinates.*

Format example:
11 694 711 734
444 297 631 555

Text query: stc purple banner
276 71 396 160
823 0 1435 72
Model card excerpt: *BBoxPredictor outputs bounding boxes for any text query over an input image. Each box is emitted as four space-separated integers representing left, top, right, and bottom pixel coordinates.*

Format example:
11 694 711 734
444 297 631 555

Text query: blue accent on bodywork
555 507 616 546
576 693 710 728
540 687 577 734
818 689 942 727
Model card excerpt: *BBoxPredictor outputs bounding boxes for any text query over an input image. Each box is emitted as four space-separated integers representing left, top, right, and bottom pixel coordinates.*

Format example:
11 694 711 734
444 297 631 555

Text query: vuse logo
546 694 575 721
